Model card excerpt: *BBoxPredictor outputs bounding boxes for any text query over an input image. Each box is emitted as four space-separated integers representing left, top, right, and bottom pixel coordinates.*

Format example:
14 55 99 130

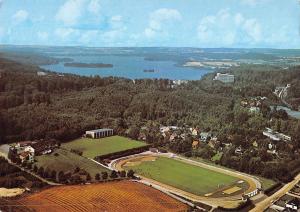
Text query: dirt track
112 152 261 209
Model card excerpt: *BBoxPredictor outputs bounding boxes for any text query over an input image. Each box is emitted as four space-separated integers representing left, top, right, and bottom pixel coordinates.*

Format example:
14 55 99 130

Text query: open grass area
35 148 109 177
62 136 147 158
257 176 277 190
188 156 276 191
124 156 239 195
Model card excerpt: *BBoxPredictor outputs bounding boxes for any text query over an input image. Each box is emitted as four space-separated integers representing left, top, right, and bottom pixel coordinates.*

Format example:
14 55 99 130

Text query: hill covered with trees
0 57 300 182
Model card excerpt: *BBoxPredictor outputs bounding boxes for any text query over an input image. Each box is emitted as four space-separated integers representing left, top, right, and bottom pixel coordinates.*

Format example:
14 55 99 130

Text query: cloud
37 31 49 40
13 10 29 24
87 0 101 15
197 9 262 47
144 8 182 38
54 27 78 39
241 0 271 7
55 0 85 26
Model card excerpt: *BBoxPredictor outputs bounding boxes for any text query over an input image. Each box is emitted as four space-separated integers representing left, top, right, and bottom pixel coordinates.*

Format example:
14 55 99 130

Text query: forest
0 57 300 182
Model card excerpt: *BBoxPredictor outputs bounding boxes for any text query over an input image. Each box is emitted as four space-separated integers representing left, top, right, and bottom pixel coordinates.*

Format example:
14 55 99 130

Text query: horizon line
1 44 300 50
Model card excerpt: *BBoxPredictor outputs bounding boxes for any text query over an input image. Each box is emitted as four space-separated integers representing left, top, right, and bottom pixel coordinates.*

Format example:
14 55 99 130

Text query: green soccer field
124 157 239 195
62 136 147 158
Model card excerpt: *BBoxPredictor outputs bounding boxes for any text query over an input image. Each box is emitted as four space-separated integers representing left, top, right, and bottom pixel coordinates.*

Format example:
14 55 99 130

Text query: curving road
250 173 300 212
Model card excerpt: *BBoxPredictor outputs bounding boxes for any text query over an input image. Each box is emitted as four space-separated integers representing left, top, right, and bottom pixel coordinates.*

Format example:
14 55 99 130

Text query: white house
285 198 300 211
213 73 235 83
85 128 114 139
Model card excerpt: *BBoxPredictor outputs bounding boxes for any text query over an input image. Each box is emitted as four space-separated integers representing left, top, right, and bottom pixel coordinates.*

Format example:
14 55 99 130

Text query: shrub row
94 145 151 161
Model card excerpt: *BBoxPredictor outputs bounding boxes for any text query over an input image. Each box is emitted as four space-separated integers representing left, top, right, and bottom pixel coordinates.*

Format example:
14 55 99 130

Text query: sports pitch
123 156 241 196
62 136 147 158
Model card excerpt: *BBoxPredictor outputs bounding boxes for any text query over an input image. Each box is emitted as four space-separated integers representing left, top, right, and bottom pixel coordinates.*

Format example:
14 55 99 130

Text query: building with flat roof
213 73 235 83
85 128 114 139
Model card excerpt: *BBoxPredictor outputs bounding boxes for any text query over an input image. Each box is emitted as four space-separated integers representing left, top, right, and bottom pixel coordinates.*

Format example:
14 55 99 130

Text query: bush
127 170 135 178
95 173 100 181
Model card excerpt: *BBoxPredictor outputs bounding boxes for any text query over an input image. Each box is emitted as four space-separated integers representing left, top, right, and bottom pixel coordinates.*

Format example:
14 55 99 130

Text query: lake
272 106 300 119
41 55 213 80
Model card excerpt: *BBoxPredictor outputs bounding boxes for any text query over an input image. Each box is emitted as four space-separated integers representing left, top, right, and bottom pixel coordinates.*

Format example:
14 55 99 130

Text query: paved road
250 173 300 212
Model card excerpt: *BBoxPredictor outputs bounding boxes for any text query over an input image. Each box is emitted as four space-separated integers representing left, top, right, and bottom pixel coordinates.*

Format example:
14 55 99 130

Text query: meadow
35 148 109 177
62 136 147 158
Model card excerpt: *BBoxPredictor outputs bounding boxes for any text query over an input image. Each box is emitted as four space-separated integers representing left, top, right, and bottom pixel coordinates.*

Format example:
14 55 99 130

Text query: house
190 128 198 136
252 141 258 148
169 133 177 141
241 100 248 107
213 73 235 83
85 128 114 138
208 139 219 149
285 198 300 211
37 71 47 76
19 151 34 163
192 141 199 149
249 106 260 113
149 148 159 153
200 132 211 142
235 146 243 155
9 142 36 163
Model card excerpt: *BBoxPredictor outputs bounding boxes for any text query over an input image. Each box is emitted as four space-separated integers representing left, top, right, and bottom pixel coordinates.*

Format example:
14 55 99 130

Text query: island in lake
144 69 158 73
64 62 113 68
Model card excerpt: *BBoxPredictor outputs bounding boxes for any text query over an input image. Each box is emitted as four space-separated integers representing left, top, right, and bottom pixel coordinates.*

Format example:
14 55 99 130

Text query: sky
0 0 299 48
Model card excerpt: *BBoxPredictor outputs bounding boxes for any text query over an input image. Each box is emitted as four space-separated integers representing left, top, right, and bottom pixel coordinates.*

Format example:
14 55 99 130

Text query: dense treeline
0 157 46 189
1 57 300 182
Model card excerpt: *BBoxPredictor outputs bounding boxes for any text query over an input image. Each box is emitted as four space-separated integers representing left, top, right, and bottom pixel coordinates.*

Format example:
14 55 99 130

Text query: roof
86 128 113 133
192 141 199 146
19 151 31 158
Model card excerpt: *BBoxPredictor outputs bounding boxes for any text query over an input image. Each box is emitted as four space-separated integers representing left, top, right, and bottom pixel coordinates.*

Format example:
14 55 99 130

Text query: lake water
272 106 300 119
41 55 213 80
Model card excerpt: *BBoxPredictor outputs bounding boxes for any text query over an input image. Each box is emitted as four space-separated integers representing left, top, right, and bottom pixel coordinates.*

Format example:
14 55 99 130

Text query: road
250 173 300 212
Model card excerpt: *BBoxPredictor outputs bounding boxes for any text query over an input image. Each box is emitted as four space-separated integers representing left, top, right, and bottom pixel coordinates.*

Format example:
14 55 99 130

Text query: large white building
85 128 114 139
263 128 291 142
214 73 235 83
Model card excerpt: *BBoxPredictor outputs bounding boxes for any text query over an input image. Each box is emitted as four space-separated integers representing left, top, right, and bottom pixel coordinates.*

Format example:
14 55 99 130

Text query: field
35 148 110 177
12 181 188 212
189 156 276 191
62 136 147 158
122 156 241 196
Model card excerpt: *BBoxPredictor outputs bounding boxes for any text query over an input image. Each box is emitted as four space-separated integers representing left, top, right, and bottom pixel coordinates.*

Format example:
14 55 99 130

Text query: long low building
85 128 114 139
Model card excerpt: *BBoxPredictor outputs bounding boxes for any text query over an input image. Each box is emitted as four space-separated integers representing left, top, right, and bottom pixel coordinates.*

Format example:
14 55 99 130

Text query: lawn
62 136 147 158
257 176 277 190
125 157 239 195
35 148 110 177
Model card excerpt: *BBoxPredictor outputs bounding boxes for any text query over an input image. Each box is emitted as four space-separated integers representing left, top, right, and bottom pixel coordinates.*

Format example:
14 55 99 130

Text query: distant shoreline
64 62 113 68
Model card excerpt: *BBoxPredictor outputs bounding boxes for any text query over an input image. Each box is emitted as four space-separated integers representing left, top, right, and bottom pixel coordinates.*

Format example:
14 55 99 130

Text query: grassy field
124 157 239 195
188 156 276 190
35 148 109 177
257 176 277 190
62 136 147 158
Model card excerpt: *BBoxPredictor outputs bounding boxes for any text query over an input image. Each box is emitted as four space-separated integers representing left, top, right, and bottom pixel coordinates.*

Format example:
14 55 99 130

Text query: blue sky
0 0 299 48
